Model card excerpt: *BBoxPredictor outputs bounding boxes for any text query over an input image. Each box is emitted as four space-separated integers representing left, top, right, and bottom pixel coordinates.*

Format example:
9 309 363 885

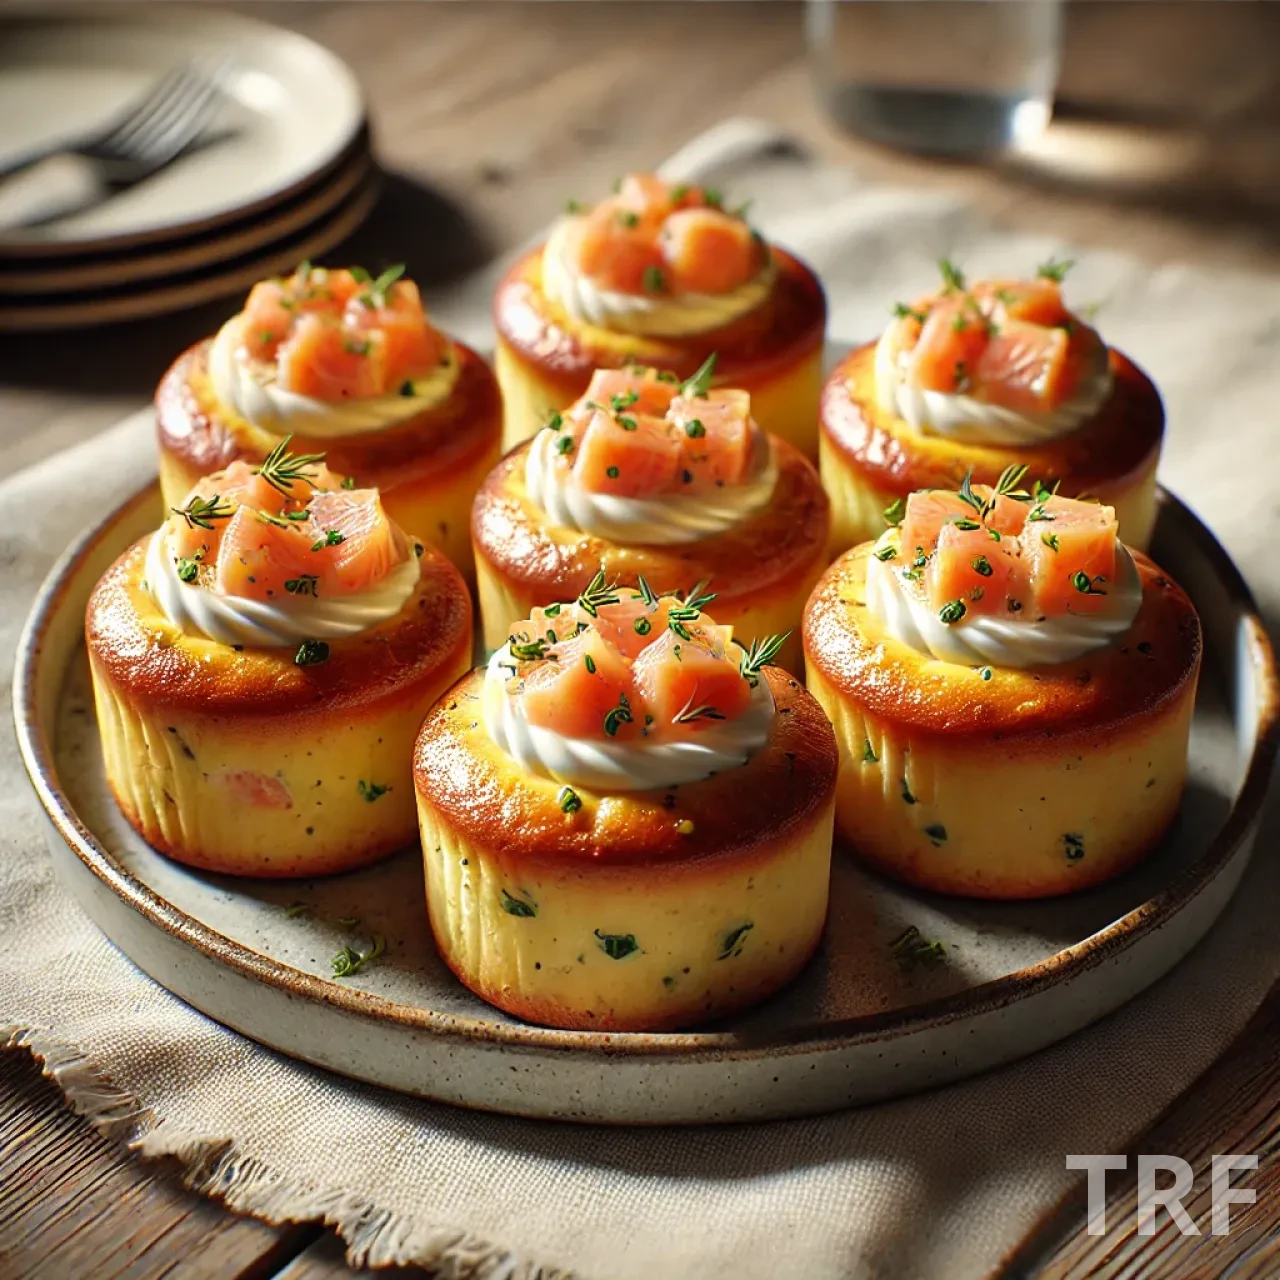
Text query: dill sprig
679 352 717 399
957 464 1031 523
254 434 326 496
674 703 726 724
577 567 619 618
171 493 234 531
738 631 789 687
634 575 659 607
508 634 549 662
331 933 386 978
890 925 946 970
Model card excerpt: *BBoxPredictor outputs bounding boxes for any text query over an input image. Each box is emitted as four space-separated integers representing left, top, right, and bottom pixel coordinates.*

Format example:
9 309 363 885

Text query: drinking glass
807 0 1062 157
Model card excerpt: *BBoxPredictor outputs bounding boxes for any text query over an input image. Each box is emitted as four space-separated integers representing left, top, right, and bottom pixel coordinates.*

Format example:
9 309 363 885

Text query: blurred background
1 0 1278 467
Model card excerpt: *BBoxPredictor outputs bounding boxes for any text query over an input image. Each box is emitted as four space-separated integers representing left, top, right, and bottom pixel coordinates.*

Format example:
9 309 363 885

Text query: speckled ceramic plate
14 475 1278 1124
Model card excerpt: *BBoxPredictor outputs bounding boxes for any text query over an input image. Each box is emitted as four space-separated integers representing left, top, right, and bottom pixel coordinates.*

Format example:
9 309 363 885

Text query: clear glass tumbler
807 0 1062 157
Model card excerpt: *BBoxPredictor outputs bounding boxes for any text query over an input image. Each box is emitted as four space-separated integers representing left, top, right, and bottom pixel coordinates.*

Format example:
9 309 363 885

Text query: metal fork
0 57 235 231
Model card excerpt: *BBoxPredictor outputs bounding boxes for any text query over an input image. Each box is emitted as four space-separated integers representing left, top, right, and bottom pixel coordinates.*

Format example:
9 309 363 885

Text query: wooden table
3 4 1278 1277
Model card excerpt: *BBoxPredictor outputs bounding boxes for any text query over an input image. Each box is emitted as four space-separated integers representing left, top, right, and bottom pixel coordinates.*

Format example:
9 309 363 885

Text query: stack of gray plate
0 8 375 331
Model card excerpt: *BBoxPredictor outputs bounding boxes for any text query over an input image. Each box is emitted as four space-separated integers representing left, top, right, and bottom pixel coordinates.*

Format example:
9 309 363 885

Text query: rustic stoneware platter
14 478 1278 1124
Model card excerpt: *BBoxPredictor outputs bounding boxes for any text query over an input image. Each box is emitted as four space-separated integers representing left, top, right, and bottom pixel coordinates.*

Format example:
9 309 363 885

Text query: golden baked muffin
87 442 472 877
471 361 830 674
414 585 837 1030
493 173 827 456
820 261 1164 555
803 474 1201 899
156 262 502 583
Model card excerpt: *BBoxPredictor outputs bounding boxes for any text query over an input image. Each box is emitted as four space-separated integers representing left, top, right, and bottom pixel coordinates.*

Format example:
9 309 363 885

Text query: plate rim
14 478 1280 1060
0 5 366 257
0 175 379 332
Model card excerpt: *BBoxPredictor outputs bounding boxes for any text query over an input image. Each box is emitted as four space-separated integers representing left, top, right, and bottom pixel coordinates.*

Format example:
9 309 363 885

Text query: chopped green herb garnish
500 889 537 918
311 529 345 552
1072 571 1107 596
340 475 356 490
891 925 946 969
577 567 619 617
357 263 406 310
331 933 385 977
938 599 967 625
873 545 898 562
558 786 582 815
684 418 706 438
682 580 717 612
718 922 753 960
892 302 928 324
863 739 879 763
294 640 329 666
642 265 666 293
606 465 620 478
509 635 548 662
633 616 652 636
953 518 982 532
971 555 993 577
594 930 640 960
938 258 966 292
603 692 633 737
884 497 906 527
635 575 658 607
284 574 319 597
357 780 388 803
980 666 993 681
584 653 596 674
1042 531 1060 552
176 558 199 583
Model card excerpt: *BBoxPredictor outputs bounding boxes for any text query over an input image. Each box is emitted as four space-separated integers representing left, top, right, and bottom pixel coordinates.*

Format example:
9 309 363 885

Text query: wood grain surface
2 3 1278 1277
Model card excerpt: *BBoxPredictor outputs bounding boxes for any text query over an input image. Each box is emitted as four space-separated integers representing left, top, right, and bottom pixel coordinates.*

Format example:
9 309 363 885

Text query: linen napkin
3 121 1279 1280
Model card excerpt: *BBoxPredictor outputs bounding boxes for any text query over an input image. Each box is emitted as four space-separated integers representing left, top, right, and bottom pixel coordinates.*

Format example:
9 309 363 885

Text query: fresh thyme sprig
508 634 549 662
682 580 717 613
674 702 726 724
679 352 717 399
938 258 966 292
957 464 1031 522
576 568 620 618
634 575 659 607
738 631 789 688
171 493 234 531
254 434 326 496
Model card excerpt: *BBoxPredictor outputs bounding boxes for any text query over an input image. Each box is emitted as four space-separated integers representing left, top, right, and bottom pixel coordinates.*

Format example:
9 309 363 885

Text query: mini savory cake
414 586 837 1030
86 442 472 877
820 261 1164 555
156 262 502 581
493 173 827 456
803 474 1201 898
471 360 830 673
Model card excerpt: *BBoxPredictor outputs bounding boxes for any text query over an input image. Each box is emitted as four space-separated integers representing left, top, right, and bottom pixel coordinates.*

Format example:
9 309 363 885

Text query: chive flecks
633 617 652 636
873 545 897 562
606 466 620 478
595 930 640 960
285 574 319 597
357 780 389 803
500 889 537 917
176 558 199 583
584 653 596 674
1072 571 1107 596
971 555 993 577
863 739 879 764
340 475 356 489
1042 531 1061 552
684 418 706 438
642 265 666 293
603 692 633 737
938 599 967 625
979 666 993 681
558 786 582 814
718 922 754 960
294 640 330 666
883 497 906 527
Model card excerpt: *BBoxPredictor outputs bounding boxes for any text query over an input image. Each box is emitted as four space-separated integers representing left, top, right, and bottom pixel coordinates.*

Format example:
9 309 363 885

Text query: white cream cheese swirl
874 328 1113 445
524 423 777 545
144 530 420 648
541 216 775 338
481 643 774 791
207 316 460 439
864 531 1142 668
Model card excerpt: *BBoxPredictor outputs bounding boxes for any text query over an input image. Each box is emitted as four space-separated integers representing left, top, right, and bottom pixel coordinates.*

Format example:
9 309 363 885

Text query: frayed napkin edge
2 1026 573 1279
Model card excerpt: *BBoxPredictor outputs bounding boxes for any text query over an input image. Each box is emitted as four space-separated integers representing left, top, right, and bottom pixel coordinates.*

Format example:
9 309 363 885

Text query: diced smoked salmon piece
616 173 676 220
214 506 315 601
240 283 296 360
572 210 666 293
907 298 992 394
976 278 1068 327
573 409 681 498
519 629 638 740
927 523 1030 617
591 593 677 659
305 489 408 596
580 367 679 420
659 207 759 295
276 314 388 401
344 278 447 384
669 389 754 488
631 627 752 733
1022 497 1119 617
974 319 1070 414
